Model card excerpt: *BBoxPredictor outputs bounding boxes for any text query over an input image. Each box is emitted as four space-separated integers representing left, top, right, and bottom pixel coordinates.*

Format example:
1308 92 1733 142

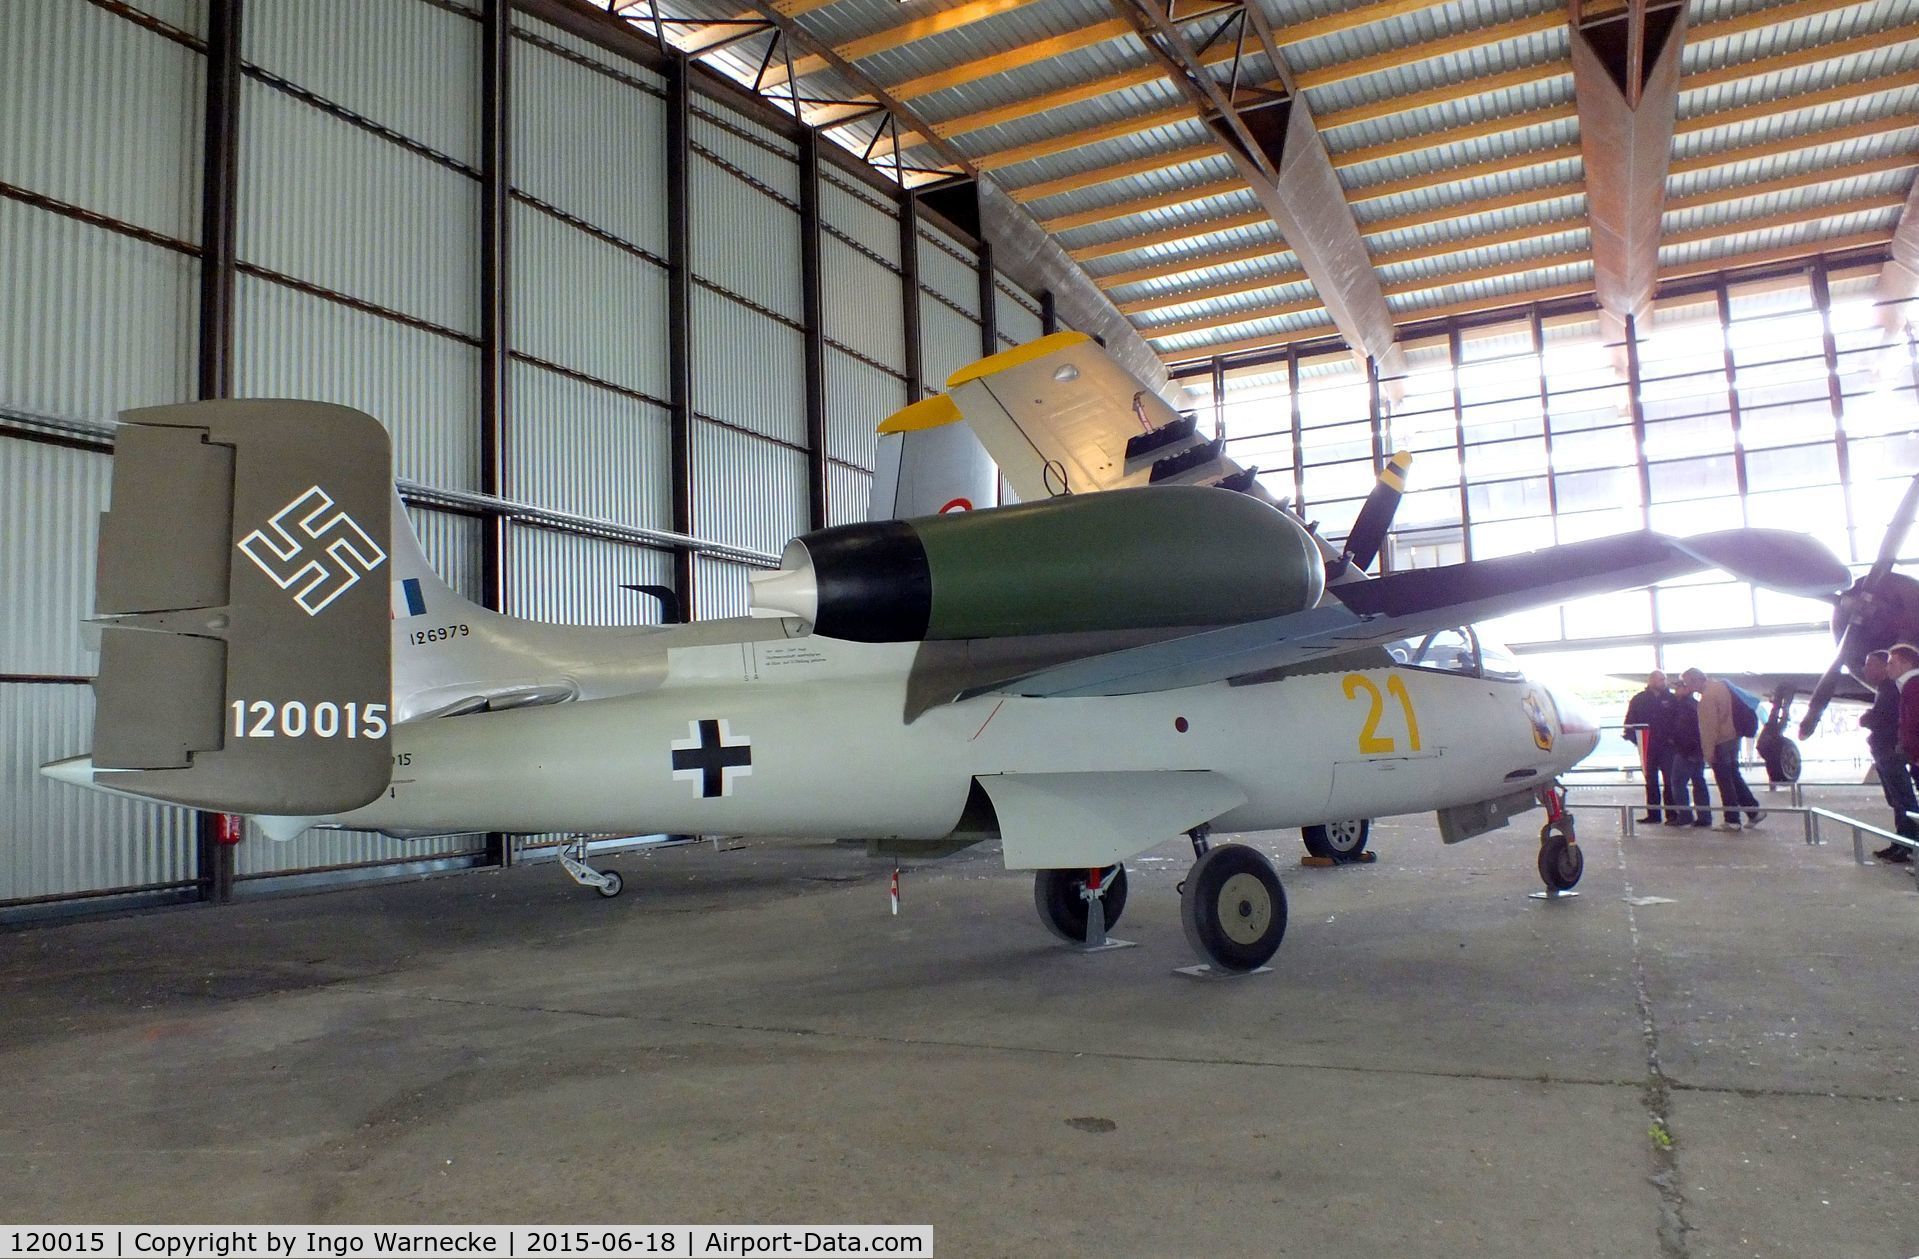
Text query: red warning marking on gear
938 498 973 513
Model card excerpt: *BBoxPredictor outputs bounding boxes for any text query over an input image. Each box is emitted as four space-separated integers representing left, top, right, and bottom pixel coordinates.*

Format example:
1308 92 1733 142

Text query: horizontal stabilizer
81 401 394 815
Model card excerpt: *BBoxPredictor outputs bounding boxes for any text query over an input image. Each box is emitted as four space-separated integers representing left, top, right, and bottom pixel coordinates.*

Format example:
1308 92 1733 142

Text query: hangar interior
9 0 1916 917
5 1 1919 1251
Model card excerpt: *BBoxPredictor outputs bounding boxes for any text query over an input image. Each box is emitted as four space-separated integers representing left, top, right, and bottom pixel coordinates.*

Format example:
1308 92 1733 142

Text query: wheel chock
1300 851 1377 868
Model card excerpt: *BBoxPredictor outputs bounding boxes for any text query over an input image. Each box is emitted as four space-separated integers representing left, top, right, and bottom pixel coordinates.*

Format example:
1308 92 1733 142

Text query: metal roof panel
1387 260 1595 314
1376 229 1592 288
1657 205 1904 268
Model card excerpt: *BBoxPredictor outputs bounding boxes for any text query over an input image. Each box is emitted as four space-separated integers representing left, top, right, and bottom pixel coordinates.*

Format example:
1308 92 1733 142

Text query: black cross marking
671 719 752 798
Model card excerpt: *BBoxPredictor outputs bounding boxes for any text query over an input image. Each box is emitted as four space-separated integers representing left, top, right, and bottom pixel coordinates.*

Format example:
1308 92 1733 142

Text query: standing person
1666 682 1711 828
1624 671 1675 824
1891 645 1919 861
1681 667 1765 831
1858 650 1916 863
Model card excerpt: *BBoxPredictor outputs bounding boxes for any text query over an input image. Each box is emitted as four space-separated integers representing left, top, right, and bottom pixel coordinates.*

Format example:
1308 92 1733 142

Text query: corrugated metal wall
224 0 486 878
919 222 988 389
0 0 202 907
0 0 1046 916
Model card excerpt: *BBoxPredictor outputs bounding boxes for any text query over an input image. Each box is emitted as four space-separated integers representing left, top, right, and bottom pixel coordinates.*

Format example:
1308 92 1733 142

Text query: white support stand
1528 889 1581 902
1071 875 1134 953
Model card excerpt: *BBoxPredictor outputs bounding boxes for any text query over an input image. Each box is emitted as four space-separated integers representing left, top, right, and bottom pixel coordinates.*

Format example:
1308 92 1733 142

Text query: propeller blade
1868 471 1919 582
1341 450 1413 572
1671 529 1852 600
1797 627 1854 739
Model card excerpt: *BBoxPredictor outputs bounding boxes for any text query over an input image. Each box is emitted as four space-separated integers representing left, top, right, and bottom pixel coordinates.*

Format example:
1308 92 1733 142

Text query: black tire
1302 818 1371 863
1537 830 1583 892
1033 866 1128 943
1180 843 1288 972
596 870 623 898
1771 738 1802 783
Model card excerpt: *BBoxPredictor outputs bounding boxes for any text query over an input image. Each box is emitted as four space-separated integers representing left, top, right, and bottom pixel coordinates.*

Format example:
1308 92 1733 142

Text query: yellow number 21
1341 673 1422 755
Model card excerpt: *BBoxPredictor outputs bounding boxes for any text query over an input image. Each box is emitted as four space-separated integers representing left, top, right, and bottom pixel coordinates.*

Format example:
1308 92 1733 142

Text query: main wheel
1033 865 1128 943
1180 843 1288 972
1302 818 1371 863
1763 737 1802 783
1537 826 1583 892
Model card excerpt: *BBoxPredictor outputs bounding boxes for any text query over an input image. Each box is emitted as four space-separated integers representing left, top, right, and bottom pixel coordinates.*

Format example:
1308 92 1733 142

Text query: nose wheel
1537 821 1583 892
1533 784 1582 897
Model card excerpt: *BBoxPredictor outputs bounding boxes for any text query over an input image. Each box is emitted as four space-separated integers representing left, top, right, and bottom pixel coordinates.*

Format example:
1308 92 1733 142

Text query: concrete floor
2 796 1914 1258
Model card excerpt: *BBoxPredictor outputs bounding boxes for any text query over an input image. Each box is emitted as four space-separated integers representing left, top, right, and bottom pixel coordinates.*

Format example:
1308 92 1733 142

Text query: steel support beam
197 0 241 402
978 240 999 356
900 190 925 402
1112 0 1402 374
479 0 514 869
1809 262 1859 558
1874 170 1919 335
666 52 696 617
1570 0 1688 343
799 126 829 530
196 0 244 903
479 0 510 616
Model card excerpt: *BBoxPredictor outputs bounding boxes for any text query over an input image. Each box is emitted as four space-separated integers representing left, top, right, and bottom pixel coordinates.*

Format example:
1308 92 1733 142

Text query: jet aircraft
44 333 1852 972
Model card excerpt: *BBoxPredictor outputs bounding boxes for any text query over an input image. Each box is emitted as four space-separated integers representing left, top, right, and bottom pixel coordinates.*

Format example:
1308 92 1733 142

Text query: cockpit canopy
1385 626 1525 681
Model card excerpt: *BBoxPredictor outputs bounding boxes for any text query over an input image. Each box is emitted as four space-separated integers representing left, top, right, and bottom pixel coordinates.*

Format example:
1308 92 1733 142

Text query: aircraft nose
1549 686 1601 762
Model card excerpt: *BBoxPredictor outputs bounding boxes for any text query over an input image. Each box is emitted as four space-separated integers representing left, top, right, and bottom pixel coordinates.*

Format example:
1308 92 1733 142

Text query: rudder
89 400 394 815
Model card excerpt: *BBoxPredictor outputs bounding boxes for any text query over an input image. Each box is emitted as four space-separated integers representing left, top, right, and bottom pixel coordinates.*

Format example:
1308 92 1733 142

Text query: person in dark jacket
1665 685 1711 827
1858 650 1916 863
1624 671 1675 824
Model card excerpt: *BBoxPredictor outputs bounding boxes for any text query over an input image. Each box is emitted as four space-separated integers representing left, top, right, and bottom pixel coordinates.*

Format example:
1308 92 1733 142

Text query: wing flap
979 771 1247 869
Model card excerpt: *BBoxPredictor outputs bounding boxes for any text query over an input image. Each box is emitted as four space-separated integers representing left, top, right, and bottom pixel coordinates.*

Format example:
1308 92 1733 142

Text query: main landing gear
1534 784 1583 897
1302 818 1372 863
1030 827 1288 972
557 835 623 898
1034 865 1129 946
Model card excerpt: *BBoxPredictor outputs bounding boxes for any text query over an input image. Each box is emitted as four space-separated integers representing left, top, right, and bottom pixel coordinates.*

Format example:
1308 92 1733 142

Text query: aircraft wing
881 332 1255 502
977 529 1851 698
1718 672 1870 706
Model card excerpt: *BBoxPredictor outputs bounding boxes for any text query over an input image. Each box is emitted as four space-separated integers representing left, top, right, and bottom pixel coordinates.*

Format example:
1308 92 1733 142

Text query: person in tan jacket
1680 667 1763 830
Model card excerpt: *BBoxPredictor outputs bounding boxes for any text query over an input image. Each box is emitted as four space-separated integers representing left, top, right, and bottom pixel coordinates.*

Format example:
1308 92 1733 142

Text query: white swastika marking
238 486 387 615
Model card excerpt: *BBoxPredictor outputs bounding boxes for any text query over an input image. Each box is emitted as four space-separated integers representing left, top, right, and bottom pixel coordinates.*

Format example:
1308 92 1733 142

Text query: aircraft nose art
1545 685 1602 762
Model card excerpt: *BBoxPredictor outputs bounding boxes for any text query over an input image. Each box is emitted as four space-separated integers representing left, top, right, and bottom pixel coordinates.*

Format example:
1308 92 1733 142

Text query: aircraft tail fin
868 394 1001 520
79 400 394 815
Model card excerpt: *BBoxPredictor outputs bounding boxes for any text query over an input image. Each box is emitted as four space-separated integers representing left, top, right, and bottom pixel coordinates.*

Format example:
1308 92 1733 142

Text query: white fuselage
338 622 1600 869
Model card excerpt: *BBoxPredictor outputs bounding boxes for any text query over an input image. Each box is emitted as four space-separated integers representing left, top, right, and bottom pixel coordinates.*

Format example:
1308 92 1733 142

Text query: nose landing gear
1532 784 1583 899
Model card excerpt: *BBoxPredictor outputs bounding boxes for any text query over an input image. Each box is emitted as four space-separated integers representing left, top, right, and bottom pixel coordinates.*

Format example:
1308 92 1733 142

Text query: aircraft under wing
882 331 1257 503
979 529 1851 699
980 770 1248 869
